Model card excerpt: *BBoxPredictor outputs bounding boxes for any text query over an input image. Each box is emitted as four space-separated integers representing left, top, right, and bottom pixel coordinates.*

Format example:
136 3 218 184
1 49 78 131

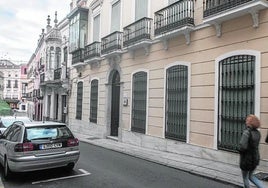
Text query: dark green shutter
90 79 98 123
76 82 83 120
218 55 255 152
131 72 147 134
165 65 188 141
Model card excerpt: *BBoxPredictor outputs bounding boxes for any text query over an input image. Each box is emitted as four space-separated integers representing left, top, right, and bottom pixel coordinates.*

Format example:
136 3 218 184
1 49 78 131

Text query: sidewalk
75 133 268 188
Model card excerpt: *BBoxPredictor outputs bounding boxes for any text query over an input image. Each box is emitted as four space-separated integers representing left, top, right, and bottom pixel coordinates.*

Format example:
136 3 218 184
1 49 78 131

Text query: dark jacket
238 127 261 171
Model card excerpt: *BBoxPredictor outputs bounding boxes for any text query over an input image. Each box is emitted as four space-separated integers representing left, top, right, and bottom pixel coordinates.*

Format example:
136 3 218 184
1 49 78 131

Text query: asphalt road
1 142 239 188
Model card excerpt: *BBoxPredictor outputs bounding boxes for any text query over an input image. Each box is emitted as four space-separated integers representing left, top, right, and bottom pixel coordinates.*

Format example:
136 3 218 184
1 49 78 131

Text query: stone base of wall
69 119 107 139
121 129 240 166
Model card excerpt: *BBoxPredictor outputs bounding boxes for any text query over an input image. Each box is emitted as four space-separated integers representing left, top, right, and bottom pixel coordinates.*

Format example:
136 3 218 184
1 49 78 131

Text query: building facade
64 0 268 167
26 13 70 122
0 60 22 109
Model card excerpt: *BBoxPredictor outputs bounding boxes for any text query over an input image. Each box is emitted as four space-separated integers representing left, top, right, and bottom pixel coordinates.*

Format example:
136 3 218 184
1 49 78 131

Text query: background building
0 71 4 99
0 59 22 109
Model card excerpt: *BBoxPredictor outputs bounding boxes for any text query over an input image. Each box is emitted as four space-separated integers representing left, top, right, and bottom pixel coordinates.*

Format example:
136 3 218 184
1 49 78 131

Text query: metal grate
90 79 98 123
131 72 147 134
123 17 153 48
101 31 123 55
218 55 255 152
76 82 83 120
154 0 194 36
165 65 188 141
203 0 253 17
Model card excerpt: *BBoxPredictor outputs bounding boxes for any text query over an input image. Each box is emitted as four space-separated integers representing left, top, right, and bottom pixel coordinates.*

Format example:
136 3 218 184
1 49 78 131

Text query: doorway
110 70 120 136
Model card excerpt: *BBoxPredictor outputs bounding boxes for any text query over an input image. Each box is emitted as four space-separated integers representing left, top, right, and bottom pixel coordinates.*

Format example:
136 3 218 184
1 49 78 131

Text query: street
1 142 239 188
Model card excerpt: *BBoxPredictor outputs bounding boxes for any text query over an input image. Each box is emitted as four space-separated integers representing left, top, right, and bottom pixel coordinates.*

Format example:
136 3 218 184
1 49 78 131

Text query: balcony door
135 0 148 20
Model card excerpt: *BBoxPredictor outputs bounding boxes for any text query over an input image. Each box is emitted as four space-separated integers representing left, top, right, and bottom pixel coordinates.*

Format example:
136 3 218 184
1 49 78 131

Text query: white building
0 59 22 109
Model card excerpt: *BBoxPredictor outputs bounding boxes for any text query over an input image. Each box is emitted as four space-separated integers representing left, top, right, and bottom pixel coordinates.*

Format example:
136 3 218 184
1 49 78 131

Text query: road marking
32 169 91 184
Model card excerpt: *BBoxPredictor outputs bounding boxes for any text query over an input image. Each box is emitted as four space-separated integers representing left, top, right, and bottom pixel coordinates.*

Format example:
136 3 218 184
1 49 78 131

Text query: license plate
39 143 62 150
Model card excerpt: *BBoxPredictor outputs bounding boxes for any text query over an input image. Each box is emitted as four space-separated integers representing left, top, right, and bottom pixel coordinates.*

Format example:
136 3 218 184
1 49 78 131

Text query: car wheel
65 163 75 171
4 157 12 180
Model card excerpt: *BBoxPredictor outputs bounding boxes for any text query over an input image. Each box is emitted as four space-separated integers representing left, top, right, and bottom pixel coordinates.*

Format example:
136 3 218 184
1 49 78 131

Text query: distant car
0 121 80 179
0 116 32 133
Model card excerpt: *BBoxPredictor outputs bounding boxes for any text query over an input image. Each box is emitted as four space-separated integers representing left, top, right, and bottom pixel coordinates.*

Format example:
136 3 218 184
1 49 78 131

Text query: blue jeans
242 170 264 188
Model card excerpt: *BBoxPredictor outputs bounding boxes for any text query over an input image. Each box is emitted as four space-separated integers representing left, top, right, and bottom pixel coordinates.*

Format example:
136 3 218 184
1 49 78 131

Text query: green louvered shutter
76 82 83 120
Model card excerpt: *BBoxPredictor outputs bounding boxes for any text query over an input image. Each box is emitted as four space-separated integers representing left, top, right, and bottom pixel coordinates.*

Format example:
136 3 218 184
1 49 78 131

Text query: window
14 80 18 88
135 0 148 20
131 71 147 134
90 79 98 123
76 81 83 120
56 47 61 68
49 46 54 69
93 14 100 42
69 8 88 52
64 47 68 63
7 80 11 88
218 55 255 152
165 65 188 142
111 0 121 32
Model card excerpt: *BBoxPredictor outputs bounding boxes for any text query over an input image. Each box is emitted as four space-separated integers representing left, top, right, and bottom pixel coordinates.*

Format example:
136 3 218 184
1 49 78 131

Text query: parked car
0 121 80 179
0 116 32 133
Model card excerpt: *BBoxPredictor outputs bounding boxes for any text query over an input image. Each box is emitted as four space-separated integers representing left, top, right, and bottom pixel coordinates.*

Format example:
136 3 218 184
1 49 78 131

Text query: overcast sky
0 0 70 64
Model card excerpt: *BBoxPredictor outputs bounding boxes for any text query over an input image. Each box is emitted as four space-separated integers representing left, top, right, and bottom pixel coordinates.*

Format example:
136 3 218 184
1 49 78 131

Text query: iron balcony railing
101 31 123 55
72 48 84 65
203 0 254 17
123 17 153 48
84 42 101 60
54 67 62 80
154 0 194 36
40 73 45 83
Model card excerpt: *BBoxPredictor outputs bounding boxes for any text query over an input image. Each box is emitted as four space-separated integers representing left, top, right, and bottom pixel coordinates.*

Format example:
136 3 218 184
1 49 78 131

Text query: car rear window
26 125 73 140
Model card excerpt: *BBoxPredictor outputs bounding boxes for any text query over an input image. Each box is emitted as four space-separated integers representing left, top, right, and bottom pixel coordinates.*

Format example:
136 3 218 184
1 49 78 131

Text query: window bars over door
131 72 147 134
218 55 255 152
165 65 188 142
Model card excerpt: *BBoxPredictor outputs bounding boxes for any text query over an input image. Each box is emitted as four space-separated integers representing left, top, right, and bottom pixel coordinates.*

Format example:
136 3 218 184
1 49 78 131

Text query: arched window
90 79 98 123
165 64 188 142
76 82 83 120
131 71 147 134
218 55 255 152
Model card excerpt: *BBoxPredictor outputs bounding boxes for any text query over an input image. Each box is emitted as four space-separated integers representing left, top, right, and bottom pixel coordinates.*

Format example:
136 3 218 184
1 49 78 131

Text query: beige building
67 0 268 167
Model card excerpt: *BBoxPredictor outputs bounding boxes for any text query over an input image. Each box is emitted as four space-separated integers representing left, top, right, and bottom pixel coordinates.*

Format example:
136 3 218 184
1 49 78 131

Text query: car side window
6 125 21 142
3 125 13 138
10 126 21 142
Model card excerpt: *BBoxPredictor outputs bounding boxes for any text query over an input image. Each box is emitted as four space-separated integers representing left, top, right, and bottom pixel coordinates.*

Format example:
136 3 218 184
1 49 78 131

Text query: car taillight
14 143 34 152
67 138 79 147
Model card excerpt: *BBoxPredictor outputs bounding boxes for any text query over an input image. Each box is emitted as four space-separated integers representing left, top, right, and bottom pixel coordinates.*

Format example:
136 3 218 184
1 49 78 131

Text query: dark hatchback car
0 121 80 179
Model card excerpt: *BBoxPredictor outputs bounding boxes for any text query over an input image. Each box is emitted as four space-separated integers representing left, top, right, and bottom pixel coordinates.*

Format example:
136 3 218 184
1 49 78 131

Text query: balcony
154 0 195 46
101 31 124 61
123 17 153 56
54 67 62 80
71 48 85 69
84 42 102 65
203 0 268 36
